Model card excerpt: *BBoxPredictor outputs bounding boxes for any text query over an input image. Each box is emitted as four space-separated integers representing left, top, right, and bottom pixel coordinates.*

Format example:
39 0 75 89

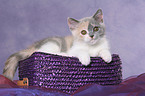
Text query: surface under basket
19 52 122 94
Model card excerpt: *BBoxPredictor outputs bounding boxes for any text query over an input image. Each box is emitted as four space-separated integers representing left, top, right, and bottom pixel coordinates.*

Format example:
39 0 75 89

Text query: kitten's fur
3 9 112 80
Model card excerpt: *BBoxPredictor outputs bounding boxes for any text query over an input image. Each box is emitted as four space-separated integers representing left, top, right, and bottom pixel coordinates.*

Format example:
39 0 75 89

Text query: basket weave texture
19 52 122 94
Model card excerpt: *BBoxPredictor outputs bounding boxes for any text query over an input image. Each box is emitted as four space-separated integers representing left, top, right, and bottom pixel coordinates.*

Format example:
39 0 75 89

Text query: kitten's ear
93 9 103 23
67 17 79 30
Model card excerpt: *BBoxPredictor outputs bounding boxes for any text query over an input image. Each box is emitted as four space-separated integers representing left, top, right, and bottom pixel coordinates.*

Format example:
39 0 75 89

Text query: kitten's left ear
93 9 103 23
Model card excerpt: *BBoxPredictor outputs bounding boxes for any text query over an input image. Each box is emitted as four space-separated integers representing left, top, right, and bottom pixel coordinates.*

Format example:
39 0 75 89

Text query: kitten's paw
78 55 90 66
99 50 112 63
101 53 112 63
68 50 90 66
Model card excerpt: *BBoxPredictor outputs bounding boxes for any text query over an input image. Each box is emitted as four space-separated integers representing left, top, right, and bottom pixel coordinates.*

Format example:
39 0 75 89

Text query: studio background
0 0 145 80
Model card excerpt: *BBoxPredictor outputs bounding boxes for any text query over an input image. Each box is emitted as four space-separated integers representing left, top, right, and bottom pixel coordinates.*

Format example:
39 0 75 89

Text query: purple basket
19 52 122 94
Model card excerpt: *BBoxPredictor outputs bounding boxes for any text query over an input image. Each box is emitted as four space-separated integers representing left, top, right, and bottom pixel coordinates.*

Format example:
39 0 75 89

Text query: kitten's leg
99 49 112 63
78 52 90 66
68 50 90 66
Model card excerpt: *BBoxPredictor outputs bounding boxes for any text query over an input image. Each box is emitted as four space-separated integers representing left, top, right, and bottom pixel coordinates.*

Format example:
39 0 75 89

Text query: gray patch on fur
59 37 67 52
82 17 106 39
35 37 67 52
88 23 94 37
3 52 23 74
8 53 23 60
35 38 60 49
3 68 8 74
82 18 98 25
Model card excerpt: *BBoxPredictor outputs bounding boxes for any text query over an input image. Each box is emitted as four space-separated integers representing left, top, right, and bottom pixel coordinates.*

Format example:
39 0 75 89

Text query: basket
19 52 122 94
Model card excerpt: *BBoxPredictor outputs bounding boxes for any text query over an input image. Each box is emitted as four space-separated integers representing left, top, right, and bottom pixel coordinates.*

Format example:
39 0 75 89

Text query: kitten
3 9 112 80
67 9 112 66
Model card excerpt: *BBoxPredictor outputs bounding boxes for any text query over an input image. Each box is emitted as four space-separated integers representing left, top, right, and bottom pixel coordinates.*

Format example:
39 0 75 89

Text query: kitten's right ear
93 9 103 23
67 17 79 30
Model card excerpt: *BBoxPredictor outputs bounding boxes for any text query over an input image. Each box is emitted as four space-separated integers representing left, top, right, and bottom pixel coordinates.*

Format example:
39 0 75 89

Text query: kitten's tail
3 47 36 80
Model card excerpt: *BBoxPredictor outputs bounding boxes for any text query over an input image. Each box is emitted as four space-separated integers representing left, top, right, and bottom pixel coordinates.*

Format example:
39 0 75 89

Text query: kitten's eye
93 26 99 32
81 30 87 35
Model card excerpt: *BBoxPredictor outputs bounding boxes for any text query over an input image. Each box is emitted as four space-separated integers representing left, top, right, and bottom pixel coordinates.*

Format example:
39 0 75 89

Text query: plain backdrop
0 0 145 80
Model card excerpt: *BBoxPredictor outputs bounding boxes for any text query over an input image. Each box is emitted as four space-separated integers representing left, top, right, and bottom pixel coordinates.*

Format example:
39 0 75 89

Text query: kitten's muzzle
90 35 94 38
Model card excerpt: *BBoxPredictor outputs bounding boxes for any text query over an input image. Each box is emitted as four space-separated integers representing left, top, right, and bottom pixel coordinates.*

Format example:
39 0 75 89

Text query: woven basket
19 52 122 94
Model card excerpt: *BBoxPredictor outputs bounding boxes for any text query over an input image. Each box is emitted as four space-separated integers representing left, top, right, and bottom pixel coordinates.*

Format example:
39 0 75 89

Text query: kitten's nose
90 35 94 38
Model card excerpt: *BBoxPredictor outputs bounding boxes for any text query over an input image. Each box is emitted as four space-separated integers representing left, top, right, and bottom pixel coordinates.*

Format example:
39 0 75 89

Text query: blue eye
93 26 99 32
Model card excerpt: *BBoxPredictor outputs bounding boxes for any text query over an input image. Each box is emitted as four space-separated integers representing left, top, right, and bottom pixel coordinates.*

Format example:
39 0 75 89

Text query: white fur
68 37 112 65
37 42 68 56
37 42 60 54
36 36 111 65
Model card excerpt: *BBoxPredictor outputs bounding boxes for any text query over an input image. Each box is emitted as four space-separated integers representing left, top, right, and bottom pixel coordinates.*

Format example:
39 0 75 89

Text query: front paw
102 53 112 63
99 50 112 63
78 55 90 66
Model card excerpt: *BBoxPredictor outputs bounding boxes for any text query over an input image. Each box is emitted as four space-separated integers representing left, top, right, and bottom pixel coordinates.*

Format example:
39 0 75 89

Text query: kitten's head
68 9 105 45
